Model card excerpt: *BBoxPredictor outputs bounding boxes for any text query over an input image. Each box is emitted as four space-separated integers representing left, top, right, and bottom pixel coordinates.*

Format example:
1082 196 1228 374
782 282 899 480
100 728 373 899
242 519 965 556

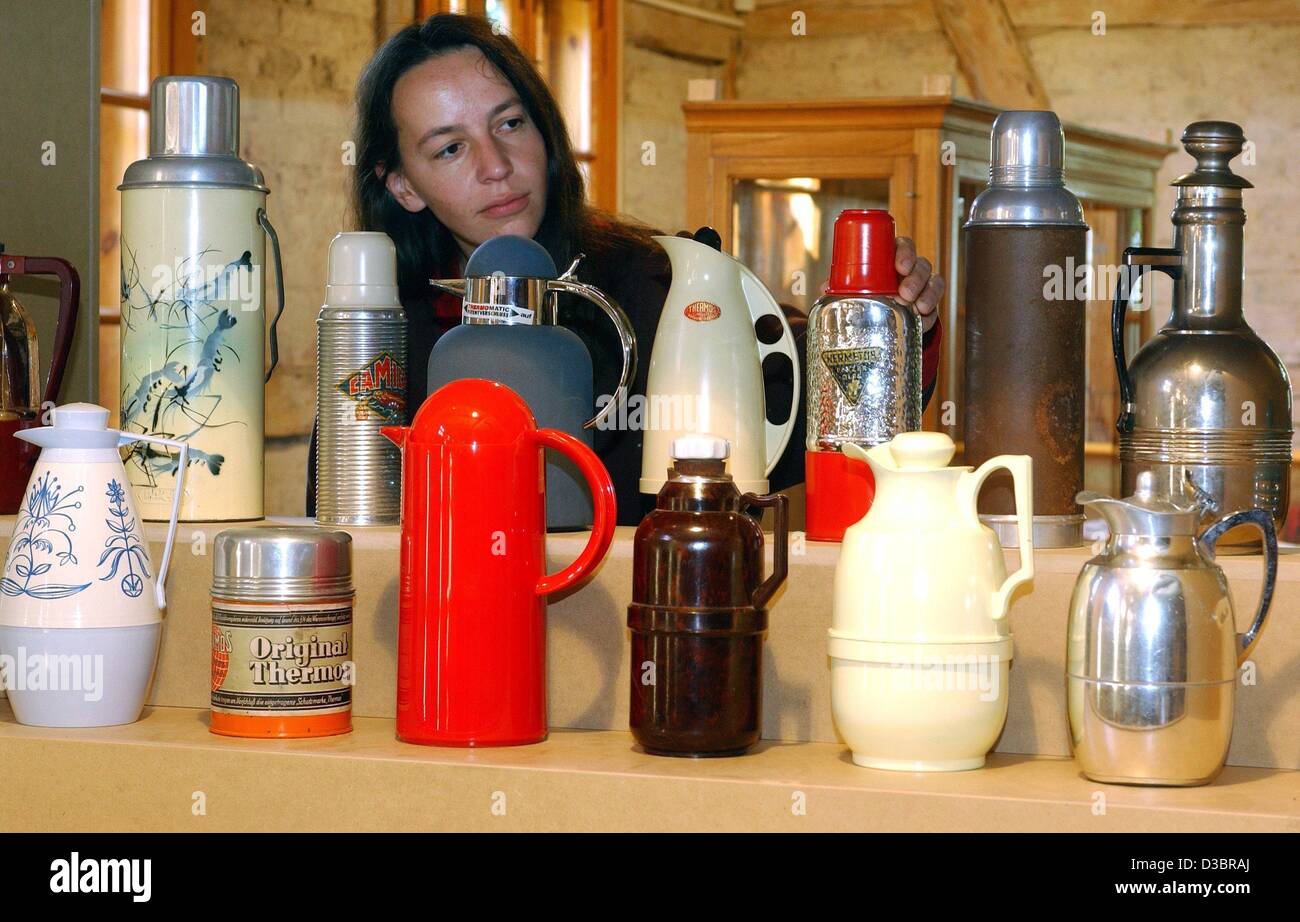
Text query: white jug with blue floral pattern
0 403 186 726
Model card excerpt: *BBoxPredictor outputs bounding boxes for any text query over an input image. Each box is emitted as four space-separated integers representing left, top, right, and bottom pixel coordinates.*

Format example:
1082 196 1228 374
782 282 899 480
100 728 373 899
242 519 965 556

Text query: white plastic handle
957 454 1034 620
737 263 801 477
117 432 188 610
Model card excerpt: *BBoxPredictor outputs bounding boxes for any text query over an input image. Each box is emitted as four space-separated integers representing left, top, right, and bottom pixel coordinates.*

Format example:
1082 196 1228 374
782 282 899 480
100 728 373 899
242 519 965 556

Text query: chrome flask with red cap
805 210 922 541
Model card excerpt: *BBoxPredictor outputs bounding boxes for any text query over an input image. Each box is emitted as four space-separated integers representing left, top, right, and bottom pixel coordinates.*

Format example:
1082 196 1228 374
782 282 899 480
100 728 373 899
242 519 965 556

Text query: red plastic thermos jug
382 378 616 746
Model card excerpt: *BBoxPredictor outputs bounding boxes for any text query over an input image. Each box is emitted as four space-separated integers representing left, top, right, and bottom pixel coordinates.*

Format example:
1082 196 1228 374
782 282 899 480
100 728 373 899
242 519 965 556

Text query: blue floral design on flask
99 480 151 598
0 473 88 599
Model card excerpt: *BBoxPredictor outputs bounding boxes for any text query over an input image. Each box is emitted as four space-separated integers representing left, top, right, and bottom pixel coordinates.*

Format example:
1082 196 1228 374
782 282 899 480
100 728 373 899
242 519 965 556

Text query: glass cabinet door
731 177 892 315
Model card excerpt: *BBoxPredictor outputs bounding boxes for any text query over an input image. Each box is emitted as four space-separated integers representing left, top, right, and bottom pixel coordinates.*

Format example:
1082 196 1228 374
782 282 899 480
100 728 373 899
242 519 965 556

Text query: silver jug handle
1199 508 1278 666
258 209 286 382
546 274 637 431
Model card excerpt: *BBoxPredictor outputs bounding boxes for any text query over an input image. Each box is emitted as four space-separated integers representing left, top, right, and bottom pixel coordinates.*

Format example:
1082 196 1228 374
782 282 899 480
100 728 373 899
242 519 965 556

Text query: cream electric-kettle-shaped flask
828 431 1034 771
639 232 800 496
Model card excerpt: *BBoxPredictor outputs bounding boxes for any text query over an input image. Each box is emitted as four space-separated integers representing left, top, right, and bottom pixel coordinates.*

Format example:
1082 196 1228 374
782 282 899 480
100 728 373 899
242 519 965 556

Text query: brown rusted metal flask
963 110 1089 548
628 436 789 757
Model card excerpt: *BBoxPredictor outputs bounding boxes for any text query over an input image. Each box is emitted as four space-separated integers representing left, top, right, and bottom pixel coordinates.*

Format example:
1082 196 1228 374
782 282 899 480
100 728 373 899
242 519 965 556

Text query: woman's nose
477 138 514 183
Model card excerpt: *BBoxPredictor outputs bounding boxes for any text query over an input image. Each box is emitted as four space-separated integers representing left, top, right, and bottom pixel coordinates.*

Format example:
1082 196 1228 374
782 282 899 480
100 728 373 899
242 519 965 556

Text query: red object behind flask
382 379 616 746
825 209 898 297
805 450 875 542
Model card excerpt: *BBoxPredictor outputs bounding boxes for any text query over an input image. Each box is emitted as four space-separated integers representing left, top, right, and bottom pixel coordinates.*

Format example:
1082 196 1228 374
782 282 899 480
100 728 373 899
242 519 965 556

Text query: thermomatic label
463 300 535 325
211 601 352 716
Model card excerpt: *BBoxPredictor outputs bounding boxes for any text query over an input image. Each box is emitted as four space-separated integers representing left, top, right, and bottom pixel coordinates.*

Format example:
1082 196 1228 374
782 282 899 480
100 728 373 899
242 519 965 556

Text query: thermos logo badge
338 352 408 422
822 347 881 405
683 300 721 322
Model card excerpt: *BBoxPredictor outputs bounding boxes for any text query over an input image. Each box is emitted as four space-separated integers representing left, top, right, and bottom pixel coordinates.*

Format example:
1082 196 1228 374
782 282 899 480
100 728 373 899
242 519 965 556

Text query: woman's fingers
898 254 932 303
895 236 917 276
916 273 944 331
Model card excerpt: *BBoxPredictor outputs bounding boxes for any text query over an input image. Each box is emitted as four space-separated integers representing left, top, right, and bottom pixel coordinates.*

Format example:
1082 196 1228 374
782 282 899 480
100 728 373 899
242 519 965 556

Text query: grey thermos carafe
429 236 636 531
1112 121 1292 549
315 232 406 526
963 110 1089 548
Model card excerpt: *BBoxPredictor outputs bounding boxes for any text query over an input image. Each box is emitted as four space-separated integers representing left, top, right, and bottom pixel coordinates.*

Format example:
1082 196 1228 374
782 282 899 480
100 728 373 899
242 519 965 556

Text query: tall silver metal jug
1112 121 1292 549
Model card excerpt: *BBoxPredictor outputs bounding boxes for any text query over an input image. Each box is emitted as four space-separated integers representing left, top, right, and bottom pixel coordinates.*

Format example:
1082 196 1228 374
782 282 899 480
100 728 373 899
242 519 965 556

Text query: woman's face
384 47 549 257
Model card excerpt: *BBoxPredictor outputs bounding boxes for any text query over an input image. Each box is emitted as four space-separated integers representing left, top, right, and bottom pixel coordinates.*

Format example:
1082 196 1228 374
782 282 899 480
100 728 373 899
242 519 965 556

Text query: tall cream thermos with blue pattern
118 76 285 521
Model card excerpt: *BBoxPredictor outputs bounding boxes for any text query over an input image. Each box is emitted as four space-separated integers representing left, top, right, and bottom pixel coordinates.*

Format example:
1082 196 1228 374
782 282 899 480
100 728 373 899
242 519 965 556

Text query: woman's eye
499 116 526 132
434 142 463 160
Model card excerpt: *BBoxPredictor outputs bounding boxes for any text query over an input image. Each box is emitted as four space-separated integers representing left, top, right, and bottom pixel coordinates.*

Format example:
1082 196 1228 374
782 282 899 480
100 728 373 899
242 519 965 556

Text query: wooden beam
1007 0 1300 29
625 2 738 64
744 0 938 39
934 0 1048 109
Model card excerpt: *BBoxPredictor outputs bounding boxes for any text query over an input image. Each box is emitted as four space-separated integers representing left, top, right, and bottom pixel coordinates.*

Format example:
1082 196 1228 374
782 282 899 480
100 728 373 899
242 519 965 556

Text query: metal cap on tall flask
965 110 1086 227
119 75 268 192
212 527 354 602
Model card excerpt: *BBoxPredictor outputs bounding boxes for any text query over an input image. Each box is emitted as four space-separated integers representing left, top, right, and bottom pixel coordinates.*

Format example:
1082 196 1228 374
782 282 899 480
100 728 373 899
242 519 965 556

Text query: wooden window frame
100 0 201 325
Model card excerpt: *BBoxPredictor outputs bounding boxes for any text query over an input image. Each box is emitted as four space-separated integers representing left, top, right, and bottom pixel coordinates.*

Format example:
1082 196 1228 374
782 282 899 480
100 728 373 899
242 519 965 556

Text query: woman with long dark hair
308 13 945 524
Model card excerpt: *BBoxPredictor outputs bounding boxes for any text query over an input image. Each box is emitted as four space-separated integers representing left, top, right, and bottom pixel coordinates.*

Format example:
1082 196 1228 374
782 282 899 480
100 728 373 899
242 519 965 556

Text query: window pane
101 0 150 95
100 105 148 312
545 0 592 153
732 178 890 315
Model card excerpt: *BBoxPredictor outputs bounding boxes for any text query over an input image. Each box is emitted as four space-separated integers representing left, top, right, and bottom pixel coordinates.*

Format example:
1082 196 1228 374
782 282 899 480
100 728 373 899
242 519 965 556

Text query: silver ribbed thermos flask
315 232 406 525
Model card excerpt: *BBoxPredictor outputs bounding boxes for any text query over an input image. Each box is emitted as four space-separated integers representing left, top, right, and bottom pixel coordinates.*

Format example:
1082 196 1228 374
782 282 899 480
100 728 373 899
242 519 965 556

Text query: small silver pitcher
1066 472 1278 786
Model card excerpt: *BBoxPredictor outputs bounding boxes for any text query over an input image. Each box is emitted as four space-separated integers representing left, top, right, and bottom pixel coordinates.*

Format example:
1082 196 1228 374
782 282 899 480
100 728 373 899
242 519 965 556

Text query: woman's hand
895 236 944 333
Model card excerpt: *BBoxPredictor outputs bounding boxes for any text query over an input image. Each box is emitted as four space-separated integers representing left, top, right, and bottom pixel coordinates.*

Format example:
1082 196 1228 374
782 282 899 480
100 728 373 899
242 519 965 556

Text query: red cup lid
825 209 898 296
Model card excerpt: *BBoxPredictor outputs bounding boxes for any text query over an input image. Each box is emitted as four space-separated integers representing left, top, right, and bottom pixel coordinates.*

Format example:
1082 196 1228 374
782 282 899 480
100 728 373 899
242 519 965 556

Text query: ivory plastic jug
829 431 1033 770
0 403 187 726
639 233 800 495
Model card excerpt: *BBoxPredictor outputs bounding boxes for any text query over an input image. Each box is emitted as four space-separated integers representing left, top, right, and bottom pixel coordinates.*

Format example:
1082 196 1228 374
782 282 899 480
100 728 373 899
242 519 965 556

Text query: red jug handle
533 428 617 597
0 254 80 406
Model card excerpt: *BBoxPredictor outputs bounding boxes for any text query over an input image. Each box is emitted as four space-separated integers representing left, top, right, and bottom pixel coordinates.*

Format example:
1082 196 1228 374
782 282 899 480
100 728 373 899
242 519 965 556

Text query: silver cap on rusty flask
966 110 1085 227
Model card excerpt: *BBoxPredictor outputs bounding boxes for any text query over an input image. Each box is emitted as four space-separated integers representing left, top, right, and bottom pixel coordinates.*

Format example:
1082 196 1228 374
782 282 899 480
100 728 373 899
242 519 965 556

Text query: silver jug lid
1076 472 1207 537
965 110 1086 228
1172 121 1253 190
212 526 353 602
120 76 268 192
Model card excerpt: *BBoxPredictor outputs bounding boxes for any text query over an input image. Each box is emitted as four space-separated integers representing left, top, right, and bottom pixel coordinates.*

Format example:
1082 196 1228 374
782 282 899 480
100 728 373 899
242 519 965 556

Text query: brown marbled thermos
962 110 1090 548
628 437 788 757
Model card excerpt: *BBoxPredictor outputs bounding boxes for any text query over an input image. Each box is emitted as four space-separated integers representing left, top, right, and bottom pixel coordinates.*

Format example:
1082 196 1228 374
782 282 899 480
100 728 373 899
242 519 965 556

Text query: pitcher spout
430 279 466 297
381 425 409 449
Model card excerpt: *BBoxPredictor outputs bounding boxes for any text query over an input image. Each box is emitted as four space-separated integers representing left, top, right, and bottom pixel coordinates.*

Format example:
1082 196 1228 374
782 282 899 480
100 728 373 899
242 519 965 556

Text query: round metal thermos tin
210 527 354 738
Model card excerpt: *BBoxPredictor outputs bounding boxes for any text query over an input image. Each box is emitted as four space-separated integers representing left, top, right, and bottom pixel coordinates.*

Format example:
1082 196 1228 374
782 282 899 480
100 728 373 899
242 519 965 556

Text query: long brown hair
353 13 661 301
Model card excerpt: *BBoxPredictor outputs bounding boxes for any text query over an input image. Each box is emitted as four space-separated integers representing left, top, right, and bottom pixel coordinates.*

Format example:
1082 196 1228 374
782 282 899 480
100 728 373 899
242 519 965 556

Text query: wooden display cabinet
683 96 1173 497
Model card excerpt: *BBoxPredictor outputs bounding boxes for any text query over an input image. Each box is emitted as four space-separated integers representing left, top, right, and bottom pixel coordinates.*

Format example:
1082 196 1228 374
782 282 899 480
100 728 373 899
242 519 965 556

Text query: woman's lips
481 193 530 218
